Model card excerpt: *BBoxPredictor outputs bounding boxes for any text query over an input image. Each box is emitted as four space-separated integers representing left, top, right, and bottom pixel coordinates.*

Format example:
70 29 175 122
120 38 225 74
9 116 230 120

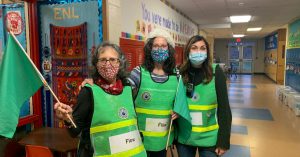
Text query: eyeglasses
152 44 168 50
98 58 120 65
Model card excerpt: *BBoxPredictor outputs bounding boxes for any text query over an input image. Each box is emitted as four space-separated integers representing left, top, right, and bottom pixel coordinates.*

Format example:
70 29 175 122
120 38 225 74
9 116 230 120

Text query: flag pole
9 31 77 128
165 75 182 150
165 119 173 150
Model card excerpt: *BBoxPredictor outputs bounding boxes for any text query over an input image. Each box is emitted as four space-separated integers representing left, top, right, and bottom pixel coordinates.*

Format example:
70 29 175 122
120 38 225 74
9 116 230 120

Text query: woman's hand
171 111 179 120
54 102 73 122
215 147 227 156
79 78 94 90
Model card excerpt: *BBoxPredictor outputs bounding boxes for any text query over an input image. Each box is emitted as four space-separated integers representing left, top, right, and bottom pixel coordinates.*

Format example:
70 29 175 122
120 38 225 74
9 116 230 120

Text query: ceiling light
200 23 231 29
247 27 262 31
230 15 251 23
233 34 245 38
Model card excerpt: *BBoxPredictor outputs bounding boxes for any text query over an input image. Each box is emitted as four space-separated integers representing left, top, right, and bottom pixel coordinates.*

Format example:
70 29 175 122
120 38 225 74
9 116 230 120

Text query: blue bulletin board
286 19 300 92
265 33 278 51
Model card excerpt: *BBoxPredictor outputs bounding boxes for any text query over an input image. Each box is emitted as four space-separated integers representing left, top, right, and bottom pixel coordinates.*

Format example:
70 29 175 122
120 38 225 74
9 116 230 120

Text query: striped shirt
127 66 169 93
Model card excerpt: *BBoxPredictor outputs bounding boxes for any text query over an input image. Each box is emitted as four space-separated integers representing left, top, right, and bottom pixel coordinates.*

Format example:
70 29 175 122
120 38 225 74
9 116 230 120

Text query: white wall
106 0 198 45
107 0 122 45
214 38 265 73
214 39 230 64
206 36 215 61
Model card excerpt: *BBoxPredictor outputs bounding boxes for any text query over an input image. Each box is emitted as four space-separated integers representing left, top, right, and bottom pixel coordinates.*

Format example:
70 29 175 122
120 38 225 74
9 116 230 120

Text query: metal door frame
228 42 254 74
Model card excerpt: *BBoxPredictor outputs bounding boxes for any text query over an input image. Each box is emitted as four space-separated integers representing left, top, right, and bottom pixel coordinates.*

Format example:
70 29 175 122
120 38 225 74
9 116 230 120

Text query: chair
25 145 54 157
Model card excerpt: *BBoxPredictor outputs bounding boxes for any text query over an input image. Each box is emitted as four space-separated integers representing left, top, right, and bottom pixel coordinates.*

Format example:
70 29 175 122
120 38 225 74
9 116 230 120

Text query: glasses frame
98 57 120 66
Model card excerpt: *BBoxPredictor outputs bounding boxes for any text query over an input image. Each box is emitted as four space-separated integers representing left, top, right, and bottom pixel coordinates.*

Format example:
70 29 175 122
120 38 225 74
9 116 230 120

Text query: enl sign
54 6 79 20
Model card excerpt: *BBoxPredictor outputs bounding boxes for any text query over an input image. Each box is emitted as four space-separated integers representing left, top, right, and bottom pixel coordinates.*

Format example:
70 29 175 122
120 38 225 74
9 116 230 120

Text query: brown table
18 127 79 153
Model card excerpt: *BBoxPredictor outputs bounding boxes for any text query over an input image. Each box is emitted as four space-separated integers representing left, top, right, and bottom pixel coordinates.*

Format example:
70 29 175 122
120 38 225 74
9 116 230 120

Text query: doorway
228 42 254 74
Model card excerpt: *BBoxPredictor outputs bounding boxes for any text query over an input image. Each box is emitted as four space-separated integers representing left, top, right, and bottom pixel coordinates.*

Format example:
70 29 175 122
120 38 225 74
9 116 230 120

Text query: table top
18 127 79 153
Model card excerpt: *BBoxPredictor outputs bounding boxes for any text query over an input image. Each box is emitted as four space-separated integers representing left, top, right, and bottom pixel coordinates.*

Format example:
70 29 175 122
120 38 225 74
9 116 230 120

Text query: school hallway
167 74 300 157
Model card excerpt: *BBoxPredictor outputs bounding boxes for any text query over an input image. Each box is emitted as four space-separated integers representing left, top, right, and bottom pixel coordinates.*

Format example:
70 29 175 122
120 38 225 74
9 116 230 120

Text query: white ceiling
168 0 300 38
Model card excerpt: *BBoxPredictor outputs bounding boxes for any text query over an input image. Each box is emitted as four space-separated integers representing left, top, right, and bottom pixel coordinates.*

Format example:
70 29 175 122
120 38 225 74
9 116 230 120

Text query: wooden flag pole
165 119 173 150
9 31 77 128
166 75 182 150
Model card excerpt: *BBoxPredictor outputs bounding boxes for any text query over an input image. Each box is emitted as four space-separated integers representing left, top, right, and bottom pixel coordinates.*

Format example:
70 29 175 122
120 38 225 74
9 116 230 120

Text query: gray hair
91 42 129 82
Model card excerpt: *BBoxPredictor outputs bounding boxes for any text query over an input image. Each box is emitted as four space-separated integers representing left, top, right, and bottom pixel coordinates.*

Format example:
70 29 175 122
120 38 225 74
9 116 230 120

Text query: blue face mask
151 48 169 63
189 52 207 66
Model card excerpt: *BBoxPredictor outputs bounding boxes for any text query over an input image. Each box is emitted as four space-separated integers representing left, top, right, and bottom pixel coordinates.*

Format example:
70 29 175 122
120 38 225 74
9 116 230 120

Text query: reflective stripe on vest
192 124 219 132
135 107 171 115
90 119 137 134
189 104 217 110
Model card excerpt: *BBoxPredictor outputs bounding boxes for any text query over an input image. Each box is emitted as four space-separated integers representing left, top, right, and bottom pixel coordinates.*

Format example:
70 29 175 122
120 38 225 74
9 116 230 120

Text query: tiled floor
167 75 300 157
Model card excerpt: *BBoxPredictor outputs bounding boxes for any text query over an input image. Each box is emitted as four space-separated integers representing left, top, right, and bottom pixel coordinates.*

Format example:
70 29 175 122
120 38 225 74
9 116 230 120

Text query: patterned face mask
151 48 169 63
98 63 120 83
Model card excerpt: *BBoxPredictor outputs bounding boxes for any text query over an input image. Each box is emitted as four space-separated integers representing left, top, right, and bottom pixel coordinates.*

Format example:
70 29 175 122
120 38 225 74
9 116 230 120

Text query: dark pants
176 143 217 157
77 143 93 157
146 149 167 157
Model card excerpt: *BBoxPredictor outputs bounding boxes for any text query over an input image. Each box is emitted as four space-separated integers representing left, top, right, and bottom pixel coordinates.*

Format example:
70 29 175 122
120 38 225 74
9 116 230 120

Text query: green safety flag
173 75 192 142
0 34 43 138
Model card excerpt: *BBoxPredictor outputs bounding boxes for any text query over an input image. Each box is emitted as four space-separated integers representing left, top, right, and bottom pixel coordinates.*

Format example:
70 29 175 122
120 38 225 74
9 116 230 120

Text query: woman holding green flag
176 35 232 157
54 42 147 157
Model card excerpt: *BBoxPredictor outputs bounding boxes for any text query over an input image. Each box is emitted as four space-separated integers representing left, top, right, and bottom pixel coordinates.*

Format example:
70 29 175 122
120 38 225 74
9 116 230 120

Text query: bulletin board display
38 0 103 127
286 19 300 92
265 33 278 51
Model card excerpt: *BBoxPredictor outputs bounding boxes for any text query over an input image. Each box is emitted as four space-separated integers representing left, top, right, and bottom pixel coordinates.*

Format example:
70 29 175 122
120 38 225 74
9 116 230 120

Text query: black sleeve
67 87 94 138
215 65 232 150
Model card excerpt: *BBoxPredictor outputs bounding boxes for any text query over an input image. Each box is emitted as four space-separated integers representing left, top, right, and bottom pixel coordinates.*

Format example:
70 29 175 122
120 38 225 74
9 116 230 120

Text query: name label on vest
109 130 142 154
191 112 203 125
145 118 169 132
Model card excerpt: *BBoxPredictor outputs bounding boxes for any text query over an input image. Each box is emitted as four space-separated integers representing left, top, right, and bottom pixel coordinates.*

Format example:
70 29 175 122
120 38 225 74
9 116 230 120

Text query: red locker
175 45 184 66
120 38 144 71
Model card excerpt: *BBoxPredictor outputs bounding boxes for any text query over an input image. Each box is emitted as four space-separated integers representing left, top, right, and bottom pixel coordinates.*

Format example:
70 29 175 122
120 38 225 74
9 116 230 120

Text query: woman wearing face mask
54 42 147 157
128 28 180 157
176 35 232 157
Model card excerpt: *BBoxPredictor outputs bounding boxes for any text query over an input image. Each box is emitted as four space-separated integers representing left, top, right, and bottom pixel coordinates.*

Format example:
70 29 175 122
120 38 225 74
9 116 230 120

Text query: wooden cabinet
276 29 286 85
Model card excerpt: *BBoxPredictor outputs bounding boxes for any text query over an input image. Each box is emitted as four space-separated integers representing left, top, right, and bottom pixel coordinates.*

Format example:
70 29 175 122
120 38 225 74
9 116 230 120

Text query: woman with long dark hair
176 35 232 157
